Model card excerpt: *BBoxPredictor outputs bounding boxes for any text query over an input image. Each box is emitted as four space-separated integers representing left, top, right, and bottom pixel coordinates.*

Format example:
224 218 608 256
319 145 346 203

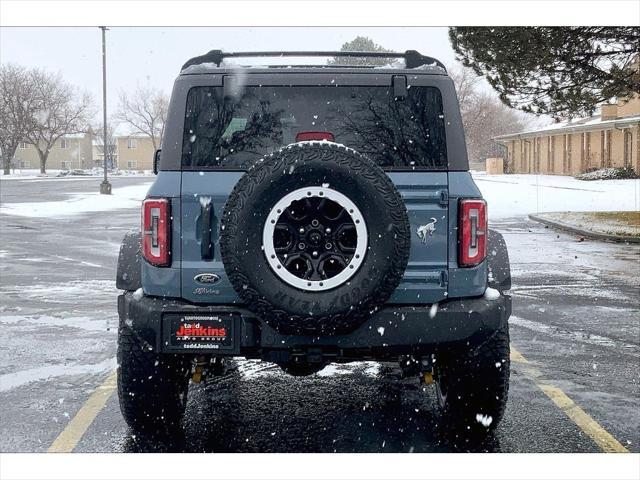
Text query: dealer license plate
164 314 236 352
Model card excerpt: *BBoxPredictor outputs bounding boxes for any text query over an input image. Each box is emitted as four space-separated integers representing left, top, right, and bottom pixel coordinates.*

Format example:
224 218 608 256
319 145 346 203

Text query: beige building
12 133 94 171
495 95 640 175
115 135 156 171
11 131 157 172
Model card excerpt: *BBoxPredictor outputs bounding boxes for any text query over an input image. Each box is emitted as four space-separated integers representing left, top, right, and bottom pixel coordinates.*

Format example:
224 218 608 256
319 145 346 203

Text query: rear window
182 85 447 170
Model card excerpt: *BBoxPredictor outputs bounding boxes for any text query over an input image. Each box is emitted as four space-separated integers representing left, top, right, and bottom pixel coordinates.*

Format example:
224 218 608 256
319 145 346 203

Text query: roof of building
64 132 89 139
495 114 640 142
495 94 640 144
112 123 150 138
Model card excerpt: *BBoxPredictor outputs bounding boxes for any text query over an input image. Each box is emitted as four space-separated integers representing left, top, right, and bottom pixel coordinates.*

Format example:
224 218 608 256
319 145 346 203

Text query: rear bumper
118 292 511 361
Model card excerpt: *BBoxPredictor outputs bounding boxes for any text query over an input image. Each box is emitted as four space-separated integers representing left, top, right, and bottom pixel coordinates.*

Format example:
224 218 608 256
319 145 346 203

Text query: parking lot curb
528 214 640 244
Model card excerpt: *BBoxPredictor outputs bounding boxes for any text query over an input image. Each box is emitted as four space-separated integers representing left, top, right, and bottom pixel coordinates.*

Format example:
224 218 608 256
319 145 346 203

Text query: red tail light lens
142 198 171 267
295 131 335 142
459 199 487 267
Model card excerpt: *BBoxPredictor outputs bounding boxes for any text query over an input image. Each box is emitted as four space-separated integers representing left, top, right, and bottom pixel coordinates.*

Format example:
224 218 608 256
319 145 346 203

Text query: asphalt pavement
0 175 638 453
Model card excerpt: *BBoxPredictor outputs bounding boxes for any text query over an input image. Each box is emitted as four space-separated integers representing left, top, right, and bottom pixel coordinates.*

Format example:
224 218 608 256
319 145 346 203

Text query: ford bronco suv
116 50 512 438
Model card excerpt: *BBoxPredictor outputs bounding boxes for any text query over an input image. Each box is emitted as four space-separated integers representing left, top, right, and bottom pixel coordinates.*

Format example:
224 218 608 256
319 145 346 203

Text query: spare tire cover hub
262 186 368 292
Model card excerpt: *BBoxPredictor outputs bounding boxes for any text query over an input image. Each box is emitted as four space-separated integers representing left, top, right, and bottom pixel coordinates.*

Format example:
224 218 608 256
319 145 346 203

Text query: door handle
201 202 214 260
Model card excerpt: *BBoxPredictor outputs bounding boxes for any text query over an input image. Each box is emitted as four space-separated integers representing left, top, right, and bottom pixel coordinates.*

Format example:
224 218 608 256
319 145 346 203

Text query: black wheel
279 362 326 376
435 322 510 434
220 142 411 335
117 324 191 437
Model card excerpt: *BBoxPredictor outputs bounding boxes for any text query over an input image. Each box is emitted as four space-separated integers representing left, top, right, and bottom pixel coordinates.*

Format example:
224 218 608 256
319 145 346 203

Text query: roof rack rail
181 50 446 72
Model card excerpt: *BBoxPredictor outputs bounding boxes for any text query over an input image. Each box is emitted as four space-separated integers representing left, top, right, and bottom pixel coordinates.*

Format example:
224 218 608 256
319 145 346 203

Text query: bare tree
116 85 168 151
450 65 531 170
92 119 117 170
0 64 39 174
22 70 93 173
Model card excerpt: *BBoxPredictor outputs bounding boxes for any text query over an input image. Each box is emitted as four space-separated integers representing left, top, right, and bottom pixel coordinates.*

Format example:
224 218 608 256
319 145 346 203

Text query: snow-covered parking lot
0 182 152 218
472 173 639 218
0 174 638 454
1 173 638 219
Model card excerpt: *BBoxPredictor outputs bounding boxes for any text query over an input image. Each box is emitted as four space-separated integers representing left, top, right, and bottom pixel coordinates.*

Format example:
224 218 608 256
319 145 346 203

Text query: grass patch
590 211 640 228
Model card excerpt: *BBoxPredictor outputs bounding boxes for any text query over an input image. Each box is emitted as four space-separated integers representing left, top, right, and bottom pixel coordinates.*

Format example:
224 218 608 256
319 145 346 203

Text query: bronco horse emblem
416 218 438 244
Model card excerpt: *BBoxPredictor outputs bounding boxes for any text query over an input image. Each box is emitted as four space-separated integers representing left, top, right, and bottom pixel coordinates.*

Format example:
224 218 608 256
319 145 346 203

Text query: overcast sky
1 27 460 117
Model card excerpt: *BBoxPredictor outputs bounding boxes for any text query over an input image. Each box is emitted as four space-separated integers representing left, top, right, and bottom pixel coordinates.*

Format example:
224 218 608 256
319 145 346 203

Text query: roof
64 132 89 139
495 114 640 142
180 50 447 75
112 123 149 138
181 65 447 77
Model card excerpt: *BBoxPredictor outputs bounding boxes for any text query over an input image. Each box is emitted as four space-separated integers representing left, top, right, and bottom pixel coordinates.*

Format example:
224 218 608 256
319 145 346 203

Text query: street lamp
99 26 112 195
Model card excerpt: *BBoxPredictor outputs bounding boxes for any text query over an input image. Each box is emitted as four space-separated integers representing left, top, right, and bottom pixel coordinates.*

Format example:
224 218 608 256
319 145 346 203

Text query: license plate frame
162 313 239 353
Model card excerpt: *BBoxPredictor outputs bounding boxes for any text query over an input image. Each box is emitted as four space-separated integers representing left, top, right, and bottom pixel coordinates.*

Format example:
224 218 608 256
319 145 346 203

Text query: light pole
99 26 112 195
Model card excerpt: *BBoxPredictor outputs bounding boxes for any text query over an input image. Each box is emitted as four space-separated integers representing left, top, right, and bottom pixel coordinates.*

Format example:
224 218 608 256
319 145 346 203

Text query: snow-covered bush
576 167 638 181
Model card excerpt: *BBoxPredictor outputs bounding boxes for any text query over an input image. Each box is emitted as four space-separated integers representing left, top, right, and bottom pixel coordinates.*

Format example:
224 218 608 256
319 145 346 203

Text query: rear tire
117 325 191 438
435 322 510 435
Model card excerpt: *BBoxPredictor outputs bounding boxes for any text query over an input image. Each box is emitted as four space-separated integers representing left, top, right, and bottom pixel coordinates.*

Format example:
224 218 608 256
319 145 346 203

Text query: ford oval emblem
194 273 221 285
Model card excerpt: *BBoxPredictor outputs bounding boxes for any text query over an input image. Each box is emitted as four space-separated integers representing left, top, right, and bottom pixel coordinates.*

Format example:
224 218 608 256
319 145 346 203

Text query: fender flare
487 229 511 291
116 230 142 291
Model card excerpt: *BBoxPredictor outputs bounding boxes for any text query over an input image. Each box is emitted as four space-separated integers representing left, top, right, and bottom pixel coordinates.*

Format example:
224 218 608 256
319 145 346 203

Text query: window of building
624 130 633 168
18 142 28 149
60 138 69 149
61 161 71 170
127 160 137 170
18 160 30 168
127 138 137 149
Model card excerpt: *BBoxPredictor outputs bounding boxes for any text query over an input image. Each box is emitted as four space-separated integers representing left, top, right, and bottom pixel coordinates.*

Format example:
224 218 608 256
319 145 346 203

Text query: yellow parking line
48 348 629 454
47 371 117 453
511 346 629 453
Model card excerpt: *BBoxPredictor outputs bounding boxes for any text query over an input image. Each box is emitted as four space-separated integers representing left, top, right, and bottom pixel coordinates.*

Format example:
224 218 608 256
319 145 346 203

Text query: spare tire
220 142 410 334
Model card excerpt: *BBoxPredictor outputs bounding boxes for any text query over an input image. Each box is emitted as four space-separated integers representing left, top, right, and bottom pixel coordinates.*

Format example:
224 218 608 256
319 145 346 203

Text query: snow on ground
1 169 153 179
472 173 640 219
0 169 63 179
0 358 116 392
0 314 115 334
0 182 151 218
236 359 380 379
2 280 118 304
1 172 637 220
534 211 639 237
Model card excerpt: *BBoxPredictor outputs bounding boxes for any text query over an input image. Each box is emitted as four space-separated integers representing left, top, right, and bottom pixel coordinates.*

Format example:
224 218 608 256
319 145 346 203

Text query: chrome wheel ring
262 186 368 291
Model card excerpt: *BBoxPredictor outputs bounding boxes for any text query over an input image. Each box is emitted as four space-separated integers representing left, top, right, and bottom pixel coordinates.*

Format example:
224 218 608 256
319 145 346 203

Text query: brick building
495 95 639 175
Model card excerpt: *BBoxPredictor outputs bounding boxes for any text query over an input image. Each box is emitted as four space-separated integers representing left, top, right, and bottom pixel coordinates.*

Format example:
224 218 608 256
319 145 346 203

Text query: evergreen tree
449 27 640 118
329 36 394 66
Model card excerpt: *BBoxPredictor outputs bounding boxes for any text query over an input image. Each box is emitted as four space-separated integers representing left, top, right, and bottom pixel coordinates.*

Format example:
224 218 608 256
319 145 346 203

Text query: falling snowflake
475 414 493 427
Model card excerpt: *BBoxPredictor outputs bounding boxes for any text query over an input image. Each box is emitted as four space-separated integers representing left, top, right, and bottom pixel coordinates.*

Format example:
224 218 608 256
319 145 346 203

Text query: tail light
295 131 335 142
459 199 487 267
142 198 171 267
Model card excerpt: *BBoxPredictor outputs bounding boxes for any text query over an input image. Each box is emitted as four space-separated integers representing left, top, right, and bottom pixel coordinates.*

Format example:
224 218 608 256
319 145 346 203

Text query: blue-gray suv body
116 50 512 438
